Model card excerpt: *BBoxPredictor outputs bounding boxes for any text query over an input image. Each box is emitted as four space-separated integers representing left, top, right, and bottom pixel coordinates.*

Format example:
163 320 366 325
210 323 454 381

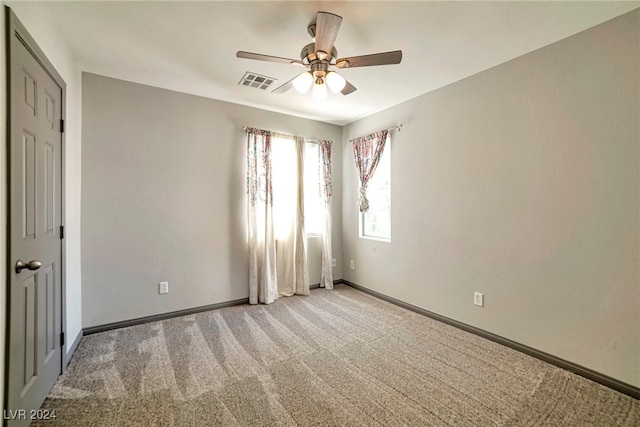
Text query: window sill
359 235 391 243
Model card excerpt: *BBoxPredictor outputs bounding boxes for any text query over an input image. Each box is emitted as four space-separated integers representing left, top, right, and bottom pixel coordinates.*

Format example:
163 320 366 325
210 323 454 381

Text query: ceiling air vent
239 72 276 90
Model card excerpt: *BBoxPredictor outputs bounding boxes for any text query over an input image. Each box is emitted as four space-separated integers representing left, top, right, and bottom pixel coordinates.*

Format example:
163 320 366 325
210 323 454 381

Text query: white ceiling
17 1 640 126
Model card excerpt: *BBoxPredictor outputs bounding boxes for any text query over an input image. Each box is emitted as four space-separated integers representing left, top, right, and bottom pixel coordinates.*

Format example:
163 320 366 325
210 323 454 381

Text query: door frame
4 4 68 408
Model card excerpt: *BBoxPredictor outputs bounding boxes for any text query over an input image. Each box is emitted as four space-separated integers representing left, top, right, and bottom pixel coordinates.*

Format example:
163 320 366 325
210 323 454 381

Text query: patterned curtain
246 128 277 304
351 130 389 212
318 140 333 289
246 128 309 304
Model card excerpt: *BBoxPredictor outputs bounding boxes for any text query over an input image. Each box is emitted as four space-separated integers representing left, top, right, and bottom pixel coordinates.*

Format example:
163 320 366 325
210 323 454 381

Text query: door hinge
60 119 65 133
60 225 64 239
60 332 65 347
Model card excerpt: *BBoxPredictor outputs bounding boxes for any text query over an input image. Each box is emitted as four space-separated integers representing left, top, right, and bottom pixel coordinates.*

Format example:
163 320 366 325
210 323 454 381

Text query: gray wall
342 10 639 387
82 73 343 327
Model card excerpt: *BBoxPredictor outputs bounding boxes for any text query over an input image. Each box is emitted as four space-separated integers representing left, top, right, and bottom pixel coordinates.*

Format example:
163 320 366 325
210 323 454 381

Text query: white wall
2 1 83 353
81 73 343 327
342 10 639 387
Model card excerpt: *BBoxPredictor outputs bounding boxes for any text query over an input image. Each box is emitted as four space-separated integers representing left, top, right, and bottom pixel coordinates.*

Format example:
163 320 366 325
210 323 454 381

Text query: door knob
15 260 42 273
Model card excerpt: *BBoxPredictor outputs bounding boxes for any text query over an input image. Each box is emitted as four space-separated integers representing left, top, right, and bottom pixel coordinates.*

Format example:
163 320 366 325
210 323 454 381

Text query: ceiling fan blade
272 76 296 93
314 12 342 57
335 50 402 68
341 80 357 95
236 51 302 65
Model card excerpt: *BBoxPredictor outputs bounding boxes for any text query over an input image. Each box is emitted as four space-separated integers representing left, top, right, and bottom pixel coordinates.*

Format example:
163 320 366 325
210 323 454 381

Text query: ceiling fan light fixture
312 79 328 101
326 71 346 93
292 71 313 93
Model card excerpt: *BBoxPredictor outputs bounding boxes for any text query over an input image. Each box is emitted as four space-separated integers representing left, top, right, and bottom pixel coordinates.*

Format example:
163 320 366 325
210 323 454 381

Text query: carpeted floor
35 284 639 426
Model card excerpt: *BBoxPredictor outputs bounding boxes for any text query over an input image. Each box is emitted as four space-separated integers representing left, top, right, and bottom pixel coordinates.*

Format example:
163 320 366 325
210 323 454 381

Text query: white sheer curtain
246 128 309 304
318 140 333 289
273 134 309 297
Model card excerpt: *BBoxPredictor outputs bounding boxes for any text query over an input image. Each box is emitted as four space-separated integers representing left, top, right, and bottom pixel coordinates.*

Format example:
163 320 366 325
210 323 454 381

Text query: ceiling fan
236 11 402 100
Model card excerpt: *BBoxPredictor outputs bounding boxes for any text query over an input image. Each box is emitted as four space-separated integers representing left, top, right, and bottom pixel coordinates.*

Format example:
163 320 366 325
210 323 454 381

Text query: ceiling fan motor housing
300 43 338 66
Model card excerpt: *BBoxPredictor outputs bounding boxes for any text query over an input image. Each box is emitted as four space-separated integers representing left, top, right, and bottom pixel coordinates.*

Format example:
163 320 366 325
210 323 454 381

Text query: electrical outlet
159 281 169 294
350 260 355 270
331 259 337 267
474 292 484 307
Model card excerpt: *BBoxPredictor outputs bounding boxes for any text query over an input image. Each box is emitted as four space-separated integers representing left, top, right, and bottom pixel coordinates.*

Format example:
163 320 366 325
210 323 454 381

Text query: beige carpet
36 284 638 426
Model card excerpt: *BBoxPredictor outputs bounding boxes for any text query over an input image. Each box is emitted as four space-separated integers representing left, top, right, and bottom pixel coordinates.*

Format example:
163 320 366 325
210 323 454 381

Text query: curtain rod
243 124 402 142
241 126 333 143
349 124 403 143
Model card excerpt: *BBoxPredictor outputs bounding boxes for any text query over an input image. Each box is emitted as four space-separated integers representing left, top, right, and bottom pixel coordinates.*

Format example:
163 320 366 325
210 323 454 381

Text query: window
304 142 321 235
360 137 391 240
271 135 297 240
270 138 321 238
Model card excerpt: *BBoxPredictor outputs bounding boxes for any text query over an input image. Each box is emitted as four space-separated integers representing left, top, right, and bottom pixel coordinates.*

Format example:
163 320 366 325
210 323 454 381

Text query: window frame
358 137 391 242
304 140 322 237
